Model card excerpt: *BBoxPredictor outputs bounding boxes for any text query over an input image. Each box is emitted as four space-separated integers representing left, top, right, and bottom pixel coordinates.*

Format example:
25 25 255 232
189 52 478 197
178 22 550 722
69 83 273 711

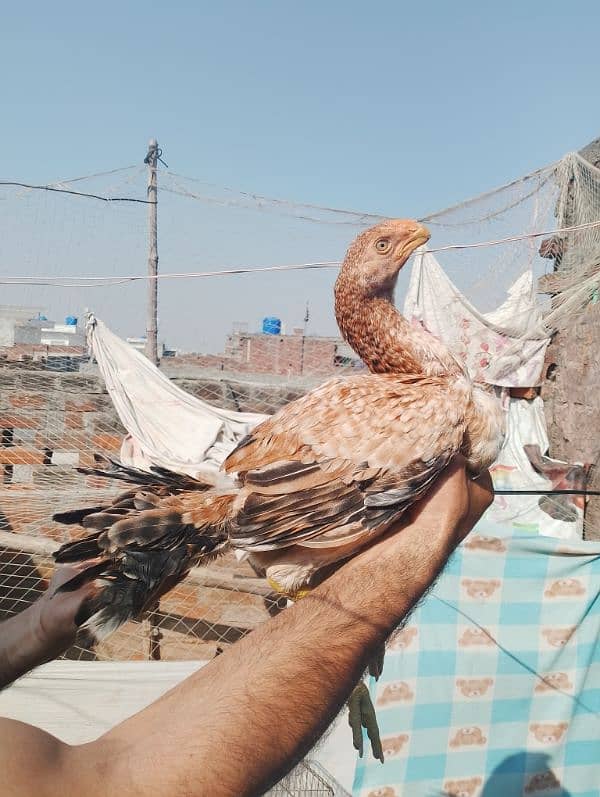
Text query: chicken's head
337 219 430 298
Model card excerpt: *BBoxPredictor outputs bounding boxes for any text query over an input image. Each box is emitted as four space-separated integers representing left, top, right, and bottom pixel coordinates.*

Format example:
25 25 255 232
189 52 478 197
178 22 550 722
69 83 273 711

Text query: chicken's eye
375 238 391 253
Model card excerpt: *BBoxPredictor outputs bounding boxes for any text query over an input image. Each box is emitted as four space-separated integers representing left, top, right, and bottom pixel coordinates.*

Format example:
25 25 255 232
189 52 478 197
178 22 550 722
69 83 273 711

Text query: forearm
0 604 60 690
96 511 459 797
0 462 490 797
0 521 455 797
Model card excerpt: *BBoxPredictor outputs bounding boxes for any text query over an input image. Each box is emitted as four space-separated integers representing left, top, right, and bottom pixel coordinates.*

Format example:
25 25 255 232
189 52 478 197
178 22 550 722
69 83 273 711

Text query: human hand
408 456 493 547
31 563 98 655
0 562 100 689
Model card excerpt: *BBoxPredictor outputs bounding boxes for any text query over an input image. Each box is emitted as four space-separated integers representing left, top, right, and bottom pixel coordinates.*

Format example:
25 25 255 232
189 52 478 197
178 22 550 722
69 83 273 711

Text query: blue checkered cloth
352 531 600 797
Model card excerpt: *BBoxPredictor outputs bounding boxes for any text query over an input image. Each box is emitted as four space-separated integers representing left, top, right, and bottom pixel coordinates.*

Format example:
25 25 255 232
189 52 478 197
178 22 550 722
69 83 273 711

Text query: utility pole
145 138 159 366
299 301 309 375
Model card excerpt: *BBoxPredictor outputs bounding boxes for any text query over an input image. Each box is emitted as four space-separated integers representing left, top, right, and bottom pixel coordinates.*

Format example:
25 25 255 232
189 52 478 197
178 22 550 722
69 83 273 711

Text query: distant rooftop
0 305 44 321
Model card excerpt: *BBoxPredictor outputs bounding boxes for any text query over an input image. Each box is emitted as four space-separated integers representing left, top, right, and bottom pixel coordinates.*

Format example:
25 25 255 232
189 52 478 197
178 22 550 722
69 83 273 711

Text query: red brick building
224 327 359 377
170 328 361 378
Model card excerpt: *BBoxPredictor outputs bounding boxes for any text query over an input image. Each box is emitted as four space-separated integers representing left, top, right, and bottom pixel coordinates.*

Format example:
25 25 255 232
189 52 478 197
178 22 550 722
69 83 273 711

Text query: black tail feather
52 506 108 525
77 454 205 490
53 531 104 563
60 546 210 641
50 463 229 642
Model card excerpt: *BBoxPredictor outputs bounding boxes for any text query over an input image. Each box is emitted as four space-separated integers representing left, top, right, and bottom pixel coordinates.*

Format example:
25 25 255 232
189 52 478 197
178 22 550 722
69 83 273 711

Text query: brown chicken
54 219 504 759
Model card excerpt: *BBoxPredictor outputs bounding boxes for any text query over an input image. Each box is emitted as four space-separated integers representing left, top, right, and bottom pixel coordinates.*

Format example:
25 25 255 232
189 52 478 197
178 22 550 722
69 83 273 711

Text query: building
0 306 86 370
167 324 362 378
224 326 360 376
0 306 43 348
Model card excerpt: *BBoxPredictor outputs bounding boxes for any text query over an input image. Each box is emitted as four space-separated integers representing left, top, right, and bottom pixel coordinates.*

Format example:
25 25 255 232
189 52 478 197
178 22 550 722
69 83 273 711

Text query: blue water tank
262 316 281 335
65 315 78 326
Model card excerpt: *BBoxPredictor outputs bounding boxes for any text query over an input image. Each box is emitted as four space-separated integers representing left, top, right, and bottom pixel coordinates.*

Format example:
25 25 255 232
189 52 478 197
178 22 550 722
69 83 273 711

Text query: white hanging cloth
403 250 551 387
488 397 584 540
86 316 267 483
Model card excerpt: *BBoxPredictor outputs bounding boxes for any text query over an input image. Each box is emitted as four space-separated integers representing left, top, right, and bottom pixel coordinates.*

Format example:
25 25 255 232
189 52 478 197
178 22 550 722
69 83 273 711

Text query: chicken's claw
347 681 384 763
368 642 386 680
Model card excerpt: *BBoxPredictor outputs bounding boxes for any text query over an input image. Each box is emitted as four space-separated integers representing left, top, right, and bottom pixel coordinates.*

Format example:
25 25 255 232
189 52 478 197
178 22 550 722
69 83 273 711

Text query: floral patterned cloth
403 251 551 387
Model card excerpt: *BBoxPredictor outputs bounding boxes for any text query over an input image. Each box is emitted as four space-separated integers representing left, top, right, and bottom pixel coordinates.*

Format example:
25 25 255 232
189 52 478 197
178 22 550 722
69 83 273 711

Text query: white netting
1 145 600 669
266 761 344 796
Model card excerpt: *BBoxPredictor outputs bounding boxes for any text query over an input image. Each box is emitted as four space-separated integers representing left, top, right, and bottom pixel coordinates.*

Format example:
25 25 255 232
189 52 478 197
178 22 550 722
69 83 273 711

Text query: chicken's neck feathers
335 286 461 377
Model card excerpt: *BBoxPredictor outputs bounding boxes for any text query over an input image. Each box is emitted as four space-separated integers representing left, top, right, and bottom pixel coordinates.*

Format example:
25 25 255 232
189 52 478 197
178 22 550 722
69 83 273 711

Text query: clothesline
1 217 598 287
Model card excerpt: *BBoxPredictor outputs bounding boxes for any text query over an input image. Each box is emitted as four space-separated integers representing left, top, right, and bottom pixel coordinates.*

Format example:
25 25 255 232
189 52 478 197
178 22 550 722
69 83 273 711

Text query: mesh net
2 148 600 619
1 150 600 632
1 147 599 790
265 761 342 796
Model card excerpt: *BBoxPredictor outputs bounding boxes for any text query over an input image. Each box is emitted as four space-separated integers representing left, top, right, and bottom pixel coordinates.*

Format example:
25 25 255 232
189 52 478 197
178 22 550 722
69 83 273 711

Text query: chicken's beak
399 224 430 262
410 224 430 249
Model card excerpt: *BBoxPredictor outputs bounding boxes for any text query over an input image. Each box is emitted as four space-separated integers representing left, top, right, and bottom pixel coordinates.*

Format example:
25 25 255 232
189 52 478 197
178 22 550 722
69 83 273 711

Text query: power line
2 217 599 287
427 218 600 253
0 262 341 287
0 181 154 204
46 164 140 186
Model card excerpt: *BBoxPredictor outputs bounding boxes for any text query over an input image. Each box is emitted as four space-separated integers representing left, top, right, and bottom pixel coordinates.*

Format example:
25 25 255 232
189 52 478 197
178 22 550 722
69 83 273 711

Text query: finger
50 558 103 586
48 559 104 598
367 642 386 681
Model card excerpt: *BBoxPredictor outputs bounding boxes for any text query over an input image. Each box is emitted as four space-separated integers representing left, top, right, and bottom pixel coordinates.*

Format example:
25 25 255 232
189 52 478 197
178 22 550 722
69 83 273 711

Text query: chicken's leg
347 642 386 763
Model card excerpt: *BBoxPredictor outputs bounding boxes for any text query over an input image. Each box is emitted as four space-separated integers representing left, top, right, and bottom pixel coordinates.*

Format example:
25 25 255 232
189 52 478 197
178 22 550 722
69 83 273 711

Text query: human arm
0 458 492 797
0 564 97 690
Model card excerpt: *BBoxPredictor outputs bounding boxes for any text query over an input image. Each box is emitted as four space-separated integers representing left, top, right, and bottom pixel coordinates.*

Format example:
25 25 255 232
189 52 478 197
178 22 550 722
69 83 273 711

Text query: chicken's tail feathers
53 506 110 525
53 455 213 537
54 532 104 563
76 453 209 490
54 490 237 643
59 539 230 644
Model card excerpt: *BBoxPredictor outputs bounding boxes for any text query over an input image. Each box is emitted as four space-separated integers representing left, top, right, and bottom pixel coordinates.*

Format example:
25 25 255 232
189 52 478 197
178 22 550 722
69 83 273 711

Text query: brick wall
240 334 338 376
0 368 310 492
0 366 298 660
168 334 355 378
0 370 123 491
541 302 600 540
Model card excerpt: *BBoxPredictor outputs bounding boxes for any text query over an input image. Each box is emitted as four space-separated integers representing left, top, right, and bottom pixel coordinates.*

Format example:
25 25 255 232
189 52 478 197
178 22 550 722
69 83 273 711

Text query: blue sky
2 1 600 349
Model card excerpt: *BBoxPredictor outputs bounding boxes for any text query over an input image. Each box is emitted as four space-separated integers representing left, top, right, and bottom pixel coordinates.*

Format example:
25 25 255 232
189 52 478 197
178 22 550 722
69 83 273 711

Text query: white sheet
87 315 267 483
488 397 584 539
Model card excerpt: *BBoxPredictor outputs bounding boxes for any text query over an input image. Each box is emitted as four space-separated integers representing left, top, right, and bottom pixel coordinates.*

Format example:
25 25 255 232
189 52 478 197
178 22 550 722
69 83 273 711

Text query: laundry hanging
403 250 551 387
86 315 267 483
